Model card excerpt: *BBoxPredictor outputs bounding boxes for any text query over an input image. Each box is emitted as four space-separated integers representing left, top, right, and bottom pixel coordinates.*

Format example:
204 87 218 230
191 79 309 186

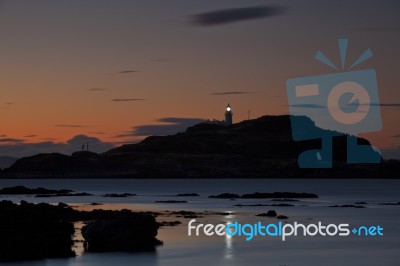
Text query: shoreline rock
0 200 162 261
0 185 73 195
155 200 188 203
210 192 318 199
175 193 200 197
103 193 136 198
82 213 162 252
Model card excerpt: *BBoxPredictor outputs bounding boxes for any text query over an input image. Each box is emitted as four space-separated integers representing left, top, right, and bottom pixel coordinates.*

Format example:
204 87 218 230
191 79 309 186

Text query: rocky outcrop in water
82 211 162 252
0 200 75 261
0 200 162 261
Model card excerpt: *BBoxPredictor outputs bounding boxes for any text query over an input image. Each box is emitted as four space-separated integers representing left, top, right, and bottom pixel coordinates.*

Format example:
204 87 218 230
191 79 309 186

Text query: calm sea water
1 179 399 266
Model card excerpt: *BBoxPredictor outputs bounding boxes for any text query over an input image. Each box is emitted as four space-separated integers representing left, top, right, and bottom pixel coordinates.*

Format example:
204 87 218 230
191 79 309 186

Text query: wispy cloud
392 134 400 138
210 91 255 95
117 70 139 74
89 131 105 135
115 117 204 138
55 124 88 128
88 88 108 91
0 138 25 144
190 6 285 26
5 102 13 105
111 98 147 102
24 135 37 138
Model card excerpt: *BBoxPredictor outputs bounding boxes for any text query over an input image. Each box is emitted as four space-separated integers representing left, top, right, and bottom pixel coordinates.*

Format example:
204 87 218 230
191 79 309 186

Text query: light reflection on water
0 179 399 265
224 221 234 261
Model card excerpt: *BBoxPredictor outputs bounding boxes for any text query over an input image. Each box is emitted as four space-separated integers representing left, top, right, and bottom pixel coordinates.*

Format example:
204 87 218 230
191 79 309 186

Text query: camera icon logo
286 39 382 168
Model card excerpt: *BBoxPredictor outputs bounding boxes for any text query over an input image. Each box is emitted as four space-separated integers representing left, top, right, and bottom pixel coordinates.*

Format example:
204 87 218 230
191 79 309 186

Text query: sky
0 0 400 159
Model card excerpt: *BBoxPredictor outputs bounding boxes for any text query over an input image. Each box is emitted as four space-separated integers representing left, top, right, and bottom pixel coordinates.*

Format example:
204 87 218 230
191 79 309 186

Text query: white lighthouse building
225 104 233 125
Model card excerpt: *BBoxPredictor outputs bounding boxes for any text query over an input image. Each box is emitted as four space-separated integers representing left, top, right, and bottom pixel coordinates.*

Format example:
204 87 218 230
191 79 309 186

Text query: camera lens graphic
327 81 370 125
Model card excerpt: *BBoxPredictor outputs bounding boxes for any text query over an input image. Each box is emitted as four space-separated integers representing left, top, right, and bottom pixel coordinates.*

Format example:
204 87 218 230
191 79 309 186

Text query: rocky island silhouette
1 115 399 178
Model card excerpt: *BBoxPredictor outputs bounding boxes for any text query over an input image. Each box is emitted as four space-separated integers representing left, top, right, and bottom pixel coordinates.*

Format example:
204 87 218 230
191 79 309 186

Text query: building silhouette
225 104 233 125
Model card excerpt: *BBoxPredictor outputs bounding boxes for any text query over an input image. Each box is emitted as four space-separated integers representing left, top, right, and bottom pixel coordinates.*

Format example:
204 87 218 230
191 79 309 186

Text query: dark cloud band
211 91 255 95
115 117 204 137
111 98 147 102
190 6 285 26
117 70 139 74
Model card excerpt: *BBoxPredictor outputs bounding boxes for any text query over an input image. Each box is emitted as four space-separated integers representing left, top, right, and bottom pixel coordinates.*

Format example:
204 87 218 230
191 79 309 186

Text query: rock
81 213 162 252
35 192 93 197
329 205 365 208
276 215 288 219
170 210 201 218
0 186 73 195
216 212 232 216
2 115 397 178
154 200 187 203
329 204 365 208
175 193 200 197
103 193 136 198
272 203 295 207
58 202 69 208
0 200 75 261
158 221 181 227
270 199 299 202
241 192 318 199
0 200 163 261
209 193 240 199
235 203 294 207
170 210 197 216
377 202 400 206
355 201 367 204
256 210 277 217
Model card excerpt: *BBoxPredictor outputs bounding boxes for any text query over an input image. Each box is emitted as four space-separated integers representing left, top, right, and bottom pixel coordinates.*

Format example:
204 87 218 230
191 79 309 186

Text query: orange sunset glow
1 1 400 159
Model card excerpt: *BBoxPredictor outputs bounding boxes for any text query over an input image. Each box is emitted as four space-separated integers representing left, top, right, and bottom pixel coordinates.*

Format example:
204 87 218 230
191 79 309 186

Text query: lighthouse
225 104 233 126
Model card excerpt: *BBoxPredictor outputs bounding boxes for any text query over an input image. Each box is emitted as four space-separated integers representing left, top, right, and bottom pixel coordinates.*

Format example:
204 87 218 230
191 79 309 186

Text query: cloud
392 134 400 138
5 102 12 105
24 135 37 138
190 6 285 26
117 70 139 74
55 124 88 128
0 135 114 158
115 117 204 137
89 131 105 135
0 138 25 144
210 91 255 95
88 88 108 91
111 98 147 102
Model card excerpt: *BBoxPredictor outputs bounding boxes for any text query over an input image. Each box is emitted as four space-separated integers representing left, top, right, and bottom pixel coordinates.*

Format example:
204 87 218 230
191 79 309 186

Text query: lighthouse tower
225 104 233 126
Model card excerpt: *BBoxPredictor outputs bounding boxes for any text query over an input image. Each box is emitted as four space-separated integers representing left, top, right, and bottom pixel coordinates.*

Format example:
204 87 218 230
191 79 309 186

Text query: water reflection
224 224 234 260
224 213 234 261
